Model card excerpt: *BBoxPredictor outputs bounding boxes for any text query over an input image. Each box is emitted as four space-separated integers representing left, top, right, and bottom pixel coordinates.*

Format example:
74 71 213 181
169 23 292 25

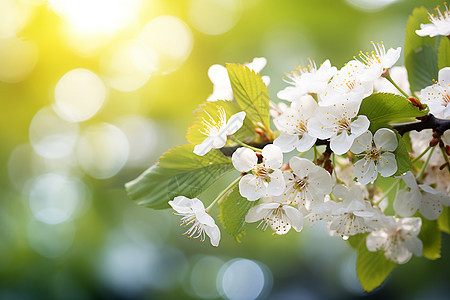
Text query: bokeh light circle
187 0 241 35
100 40 158 92
27 219 75 258
217 259 268 300
0 0 32 39
0 37 38 83
54 68 107 123
76 123 129 179
29 107 79 159
188 256 224 299
29 173 89 224
114 115 159 167
138 15 193 74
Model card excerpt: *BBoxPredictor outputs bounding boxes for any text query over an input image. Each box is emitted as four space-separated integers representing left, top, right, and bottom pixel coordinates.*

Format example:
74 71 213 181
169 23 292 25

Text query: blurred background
1 0 449 299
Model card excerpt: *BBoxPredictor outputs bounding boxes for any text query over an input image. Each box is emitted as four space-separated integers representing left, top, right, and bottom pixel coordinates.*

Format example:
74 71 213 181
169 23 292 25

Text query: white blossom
282 157 332 210
366 217 423 264
232 144 286 201
328 185 382 237
394 171 450 220
350 128 398 184
356 41 401 82
416 4 450 37
207 57 269 102
169 196 221 246
273 95 318 152
194 107 246 156
307 100 370 155
245 197 303 235
278 59 337 101
419 67 450 119
319 60 372 105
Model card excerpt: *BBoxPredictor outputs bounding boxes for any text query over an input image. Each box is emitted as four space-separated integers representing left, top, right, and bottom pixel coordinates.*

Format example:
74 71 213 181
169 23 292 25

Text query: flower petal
224 111 246 135
232 147 257 172
330 131 353 155
378 152 397 177
273 132 298 153
393 189 420 217
374 128 398 152
366 230 389 252
239 174 265 201
262 144 283 169
204 224 221 247
283 205 303 232
289 156 315 178
267 169 286 196
296 133 317 152
350 130 373 154
354 158 377 184
349 115 370 138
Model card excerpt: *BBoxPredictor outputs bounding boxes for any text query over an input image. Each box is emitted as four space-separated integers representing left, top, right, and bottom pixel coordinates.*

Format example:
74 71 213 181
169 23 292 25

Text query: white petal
399 171 419 191
307 116 334 140
245 203 279 223
296 133 317 152
194 137 215 156
354 158 377 184
291 95 318 118
273 132 298 153
374 128 398 152
205 224 221 247
394 189 420 217
397 217 422 236
232 147 257 172
330 131 353 155
208 64 229 85
267 169 286 196
224 111 246 135
388 244 412 264
382 47 401 69
247 57 267 73
419 193 443 220
349 115 370 138
277 86 305 101
350 130 373 154
403 236 423 257
262 144 283 169
283 205 303 232
366 230 388 252
378 152 397 177
169 196 195 214
239 174 264 201
308 167 332 195
289 156 315 178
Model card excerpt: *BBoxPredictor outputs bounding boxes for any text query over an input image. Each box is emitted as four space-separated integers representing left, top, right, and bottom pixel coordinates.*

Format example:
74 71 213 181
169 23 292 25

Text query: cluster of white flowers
166 35 450 266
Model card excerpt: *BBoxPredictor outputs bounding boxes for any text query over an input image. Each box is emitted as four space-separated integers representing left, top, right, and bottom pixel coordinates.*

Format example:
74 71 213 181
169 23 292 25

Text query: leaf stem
375 179 400 204
231 136 262 152
384 74 410 99
206 177 241 212
439 145 450 173
417 146 435 181
411 145 432 164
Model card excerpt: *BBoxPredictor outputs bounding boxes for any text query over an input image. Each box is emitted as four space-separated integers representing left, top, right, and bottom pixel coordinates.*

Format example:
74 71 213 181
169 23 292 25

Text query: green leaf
186 100 255 145
406 45 439 93
393 130 413 176
218 186 258 242
348 234 396 292
418 217 441 260
404 7 439 93
358 93 428 132
125 145 234 209
437 206 450 234
403 132 413 153
226 64 270 131
438 37 450 69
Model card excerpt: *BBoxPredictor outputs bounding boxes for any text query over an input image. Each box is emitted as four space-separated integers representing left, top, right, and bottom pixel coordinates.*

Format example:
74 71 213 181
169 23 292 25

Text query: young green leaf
348 234 396 292
218 185 258 242
393 130 413 176
437 206 450 234
226 64 271 132
125 145 234 209
404 7 439 93
186 100 254 145
438 37 450 69
358 93 428 132
418 217 441 260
